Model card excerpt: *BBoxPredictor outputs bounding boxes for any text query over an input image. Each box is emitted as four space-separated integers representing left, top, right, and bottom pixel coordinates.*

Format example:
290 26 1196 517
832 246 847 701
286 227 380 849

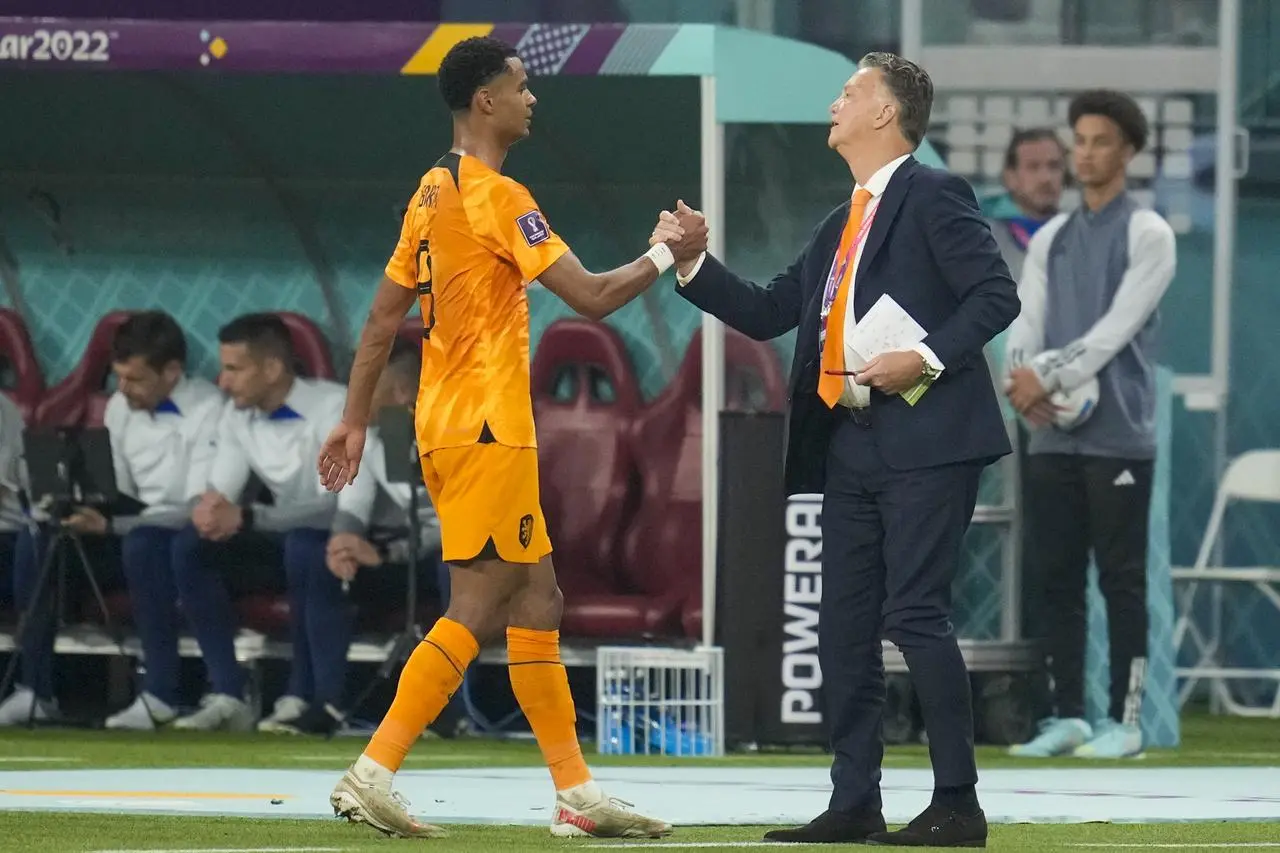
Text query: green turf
0 712 1275 771
0 713 1277 851
0 813 1278 852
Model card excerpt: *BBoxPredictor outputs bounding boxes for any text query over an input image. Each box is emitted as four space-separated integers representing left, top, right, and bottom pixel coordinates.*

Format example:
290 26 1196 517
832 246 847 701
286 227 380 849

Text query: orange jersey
386 152 570 453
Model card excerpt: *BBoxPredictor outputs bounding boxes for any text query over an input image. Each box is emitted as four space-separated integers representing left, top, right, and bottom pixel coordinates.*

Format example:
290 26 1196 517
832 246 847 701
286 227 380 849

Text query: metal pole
1209 0 1239 592
900 0 923 61
700 75 726 649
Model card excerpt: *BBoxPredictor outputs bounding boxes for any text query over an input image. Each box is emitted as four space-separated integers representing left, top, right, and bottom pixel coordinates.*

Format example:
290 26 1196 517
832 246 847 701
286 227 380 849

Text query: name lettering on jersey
516 210 550 247
419 184 440 209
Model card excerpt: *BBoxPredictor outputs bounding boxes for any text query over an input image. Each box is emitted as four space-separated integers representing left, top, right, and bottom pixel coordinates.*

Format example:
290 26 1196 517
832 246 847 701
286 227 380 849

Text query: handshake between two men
649 200 709 277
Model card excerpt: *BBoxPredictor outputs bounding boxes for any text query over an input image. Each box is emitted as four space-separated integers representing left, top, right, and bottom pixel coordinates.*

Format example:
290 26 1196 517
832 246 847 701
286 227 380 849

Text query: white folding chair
1172 450 1280 716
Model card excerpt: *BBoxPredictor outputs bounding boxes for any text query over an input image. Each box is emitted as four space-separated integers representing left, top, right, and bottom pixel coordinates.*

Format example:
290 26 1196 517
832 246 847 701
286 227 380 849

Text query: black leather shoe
865 803 987 847
763 808 887 843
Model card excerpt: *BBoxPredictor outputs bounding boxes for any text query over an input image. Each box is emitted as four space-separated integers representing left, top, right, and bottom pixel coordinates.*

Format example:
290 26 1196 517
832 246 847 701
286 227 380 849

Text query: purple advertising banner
0 18 621 75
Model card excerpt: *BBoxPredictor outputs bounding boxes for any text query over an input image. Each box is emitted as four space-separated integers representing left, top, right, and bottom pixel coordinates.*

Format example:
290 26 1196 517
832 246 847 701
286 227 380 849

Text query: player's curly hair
438 36 519 112
1068 89 1149 153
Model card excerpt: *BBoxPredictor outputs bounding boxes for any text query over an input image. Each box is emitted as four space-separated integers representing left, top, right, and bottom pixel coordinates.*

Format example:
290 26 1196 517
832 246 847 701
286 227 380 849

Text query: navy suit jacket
679 156 1020 495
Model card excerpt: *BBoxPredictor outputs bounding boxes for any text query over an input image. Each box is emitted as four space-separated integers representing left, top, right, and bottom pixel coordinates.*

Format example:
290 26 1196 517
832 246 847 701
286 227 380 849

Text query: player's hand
855 350 926 395
318 421 368 493
650 212 684 247
63 506 107 535
671 199 709 264
1006 367 1051 414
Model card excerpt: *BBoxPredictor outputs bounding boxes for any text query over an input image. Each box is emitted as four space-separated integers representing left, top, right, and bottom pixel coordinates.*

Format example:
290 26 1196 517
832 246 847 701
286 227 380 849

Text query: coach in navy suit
666 53 1019 847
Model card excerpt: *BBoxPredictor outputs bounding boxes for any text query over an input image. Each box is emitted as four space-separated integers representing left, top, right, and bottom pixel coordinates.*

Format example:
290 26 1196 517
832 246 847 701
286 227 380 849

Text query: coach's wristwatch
920 355 941 381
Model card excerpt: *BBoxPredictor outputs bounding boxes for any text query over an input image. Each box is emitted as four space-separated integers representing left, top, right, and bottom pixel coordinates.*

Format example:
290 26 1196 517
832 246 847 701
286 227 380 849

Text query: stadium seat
721 328 788 413
620 328 788 639
275 311 336 379
398 314 424 349
0 308 45 424
531 319 662 637
34 311 132 428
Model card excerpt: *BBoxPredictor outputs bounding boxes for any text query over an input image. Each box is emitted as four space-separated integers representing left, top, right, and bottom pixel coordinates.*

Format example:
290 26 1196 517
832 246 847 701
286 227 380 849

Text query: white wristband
644 241 675 276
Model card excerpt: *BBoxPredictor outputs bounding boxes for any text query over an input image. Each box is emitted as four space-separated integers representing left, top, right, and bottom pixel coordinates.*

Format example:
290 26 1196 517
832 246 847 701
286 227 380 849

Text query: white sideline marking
0 757 81 763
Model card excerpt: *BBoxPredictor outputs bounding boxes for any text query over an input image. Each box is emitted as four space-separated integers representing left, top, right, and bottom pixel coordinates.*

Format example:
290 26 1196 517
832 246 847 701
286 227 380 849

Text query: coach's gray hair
858 52 934 148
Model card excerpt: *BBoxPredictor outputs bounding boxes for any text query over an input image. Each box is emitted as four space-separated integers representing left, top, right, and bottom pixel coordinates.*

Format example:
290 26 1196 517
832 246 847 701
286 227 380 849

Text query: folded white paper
847 294 927 366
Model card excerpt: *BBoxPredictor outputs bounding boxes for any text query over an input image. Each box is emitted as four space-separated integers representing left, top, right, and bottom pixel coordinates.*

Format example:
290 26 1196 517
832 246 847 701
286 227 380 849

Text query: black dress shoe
865 803 987 847
763 808 887 843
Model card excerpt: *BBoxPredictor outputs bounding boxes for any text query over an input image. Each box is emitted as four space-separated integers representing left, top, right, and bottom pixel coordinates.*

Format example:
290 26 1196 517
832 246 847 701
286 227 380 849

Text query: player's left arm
1035 211 1176 394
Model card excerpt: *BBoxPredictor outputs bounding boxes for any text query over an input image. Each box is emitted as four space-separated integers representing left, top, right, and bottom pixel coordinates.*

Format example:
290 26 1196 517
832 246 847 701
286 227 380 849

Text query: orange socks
364 617 478 773
507 626 592 791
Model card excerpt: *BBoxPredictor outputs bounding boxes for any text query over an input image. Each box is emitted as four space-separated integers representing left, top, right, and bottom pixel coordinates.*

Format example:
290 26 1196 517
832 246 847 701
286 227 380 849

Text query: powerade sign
781 495 824 726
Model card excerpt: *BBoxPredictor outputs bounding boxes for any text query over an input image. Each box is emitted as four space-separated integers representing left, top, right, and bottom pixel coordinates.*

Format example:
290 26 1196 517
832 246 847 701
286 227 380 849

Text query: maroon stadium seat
398 314 424 350
531 319 668 637
619 328 788 638
722 328 788 413
34 311 132 428
275 311 336 379
0 309 44 424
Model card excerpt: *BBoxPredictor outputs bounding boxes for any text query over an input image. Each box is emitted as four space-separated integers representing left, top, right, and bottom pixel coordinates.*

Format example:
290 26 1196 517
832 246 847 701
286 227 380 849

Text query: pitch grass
0 814 1278 853
0 712 1276 771
0 713 1277 851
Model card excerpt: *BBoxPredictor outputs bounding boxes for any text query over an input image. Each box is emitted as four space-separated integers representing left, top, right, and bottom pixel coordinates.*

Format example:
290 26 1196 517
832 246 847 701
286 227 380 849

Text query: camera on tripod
1 425 140 727
22 426 120 525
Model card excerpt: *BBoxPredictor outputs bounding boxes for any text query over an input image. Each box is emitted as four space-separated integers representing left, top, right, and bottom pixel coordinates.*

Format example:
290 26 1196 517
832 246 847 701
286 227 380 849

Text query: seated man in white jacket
170 313 351 734
0 312 223 729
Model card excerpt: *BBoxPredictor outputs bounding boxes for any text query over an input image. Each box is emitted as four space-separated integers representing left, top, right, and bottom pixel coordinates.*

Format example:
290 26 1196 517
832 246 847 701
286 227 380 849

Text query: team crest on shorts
518 513 534 548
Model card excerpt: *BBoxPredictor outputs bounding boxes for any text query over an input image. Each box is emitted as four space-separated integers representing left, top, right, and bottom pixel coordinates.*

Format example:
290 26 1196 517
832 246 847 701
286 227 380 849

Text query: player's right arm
320 198 419 491
344 195 421 432
343 276 417 431
539 250 672 322
487 181 702 322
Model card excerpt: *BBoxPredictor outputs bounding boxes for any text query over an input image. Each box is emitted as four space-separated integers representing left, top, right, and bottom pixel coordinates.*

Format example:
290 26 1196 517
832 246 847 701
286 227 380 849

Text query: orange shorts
420 443 552 565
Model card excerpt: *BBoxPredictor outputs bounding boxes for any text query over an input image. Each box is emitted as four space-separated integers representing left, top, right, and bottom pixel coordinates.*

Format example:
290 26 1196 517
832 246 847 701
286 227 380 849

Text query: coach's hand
671 200 709 265
318 421 367 492
855 350 926 395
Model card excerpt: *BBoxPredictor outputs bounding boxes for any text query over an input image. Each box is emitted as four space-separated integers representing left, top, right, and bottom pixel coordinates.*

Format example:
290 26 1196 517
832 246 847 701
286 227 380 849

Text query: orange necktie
817 188 874 407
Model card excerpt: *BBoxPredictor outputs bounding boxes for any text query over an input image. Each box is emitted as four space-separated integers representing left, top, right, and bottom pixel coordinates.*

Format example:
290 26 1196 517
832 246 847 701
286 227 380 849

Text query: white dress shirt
836 154 943 407
676 153 943 408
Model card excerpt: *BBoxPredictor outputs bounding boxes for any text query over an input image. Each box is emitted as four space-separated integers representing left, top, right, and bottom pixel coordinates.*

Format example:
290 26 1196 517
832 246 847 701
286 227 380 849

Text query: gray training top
1004 192 1177 459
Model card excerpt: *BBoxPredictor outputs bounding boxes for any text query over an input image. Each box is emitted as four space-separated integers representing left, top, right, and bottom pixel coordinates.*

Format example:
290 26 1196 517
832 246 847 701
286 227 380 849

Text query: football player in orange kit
317 36 707 839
